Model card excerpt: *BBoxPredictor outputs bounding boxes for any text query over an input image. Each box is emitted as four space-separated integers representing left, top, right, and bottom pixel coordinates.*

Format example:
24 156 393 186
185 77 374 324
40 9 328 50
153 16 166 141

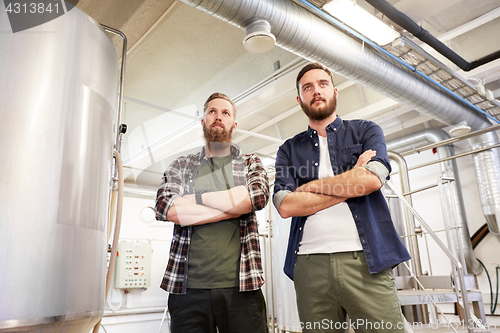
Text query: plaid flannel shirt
155 145 269 295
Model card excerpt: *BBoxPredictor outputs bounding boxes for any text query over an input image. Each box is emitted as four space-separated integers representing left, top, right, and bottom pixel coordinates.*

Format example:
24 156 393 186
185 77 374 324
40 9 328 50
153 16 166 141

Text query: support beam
234 128 284 144
233 105 301 143
124 96 198 119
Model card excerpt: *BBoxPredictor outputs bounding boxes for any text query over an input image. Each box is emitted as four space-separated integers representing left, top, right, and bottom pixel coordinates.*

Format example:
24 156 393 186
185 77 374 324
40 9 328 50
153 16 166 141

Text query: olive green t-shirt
187 154 241 288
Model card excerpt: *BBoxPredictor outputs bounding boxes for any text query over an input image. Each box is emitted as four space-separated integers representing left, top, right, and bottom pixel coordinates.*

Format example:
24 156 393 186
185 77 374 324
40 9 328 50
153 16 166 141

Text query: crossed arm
156 155 269 226
278 150 381 218
166 186 252 226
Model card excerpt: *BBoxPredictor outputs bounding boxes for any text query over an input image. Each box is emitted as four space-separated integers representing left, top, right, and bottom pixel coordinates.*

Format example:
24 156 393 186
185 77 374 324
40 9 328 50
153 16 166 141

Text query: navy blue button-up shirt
273 116 410 280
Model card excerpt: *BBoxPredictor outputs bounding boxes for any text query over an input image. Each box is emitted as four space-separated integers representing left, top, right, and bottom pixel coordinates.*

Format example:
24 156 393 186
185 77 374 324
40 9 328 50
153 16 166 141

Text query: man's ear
296 95 301 105
201 118 204 126
233 121 238 130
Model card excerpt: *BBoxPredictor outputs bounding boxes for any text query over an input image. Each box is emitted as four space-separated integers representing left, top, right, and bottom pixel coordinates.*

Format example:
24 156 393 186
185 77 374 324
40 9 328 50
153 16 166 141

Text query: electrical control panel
114 241 152 289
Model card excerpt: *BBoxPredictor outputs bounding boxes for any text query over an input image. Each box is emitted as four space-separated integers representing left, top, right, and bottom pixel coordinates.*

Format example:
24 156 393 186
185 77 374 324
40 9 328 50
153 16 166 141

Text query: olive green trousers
294 251 405 333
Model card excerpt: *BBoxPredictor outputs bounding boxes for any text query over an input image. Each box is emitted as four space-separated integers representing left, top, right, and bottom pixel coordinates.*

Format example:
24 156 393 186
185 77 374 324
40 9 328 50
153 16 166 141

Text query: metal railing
386 180 475 333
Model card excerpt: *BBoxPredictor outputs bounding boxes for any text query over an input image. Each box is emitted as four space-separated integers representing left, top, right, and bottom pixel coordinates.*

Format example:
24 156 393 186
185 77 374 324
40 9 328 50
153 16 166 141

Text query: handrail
386 181 474 333
399 123 500 157
402 262 460 333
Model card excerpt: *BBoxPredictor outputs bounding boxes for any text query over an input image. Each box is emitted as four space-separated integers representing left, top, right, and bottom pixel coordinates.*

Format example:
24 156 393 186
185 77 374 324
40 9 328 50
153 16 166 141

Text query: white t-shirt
298 135 363 254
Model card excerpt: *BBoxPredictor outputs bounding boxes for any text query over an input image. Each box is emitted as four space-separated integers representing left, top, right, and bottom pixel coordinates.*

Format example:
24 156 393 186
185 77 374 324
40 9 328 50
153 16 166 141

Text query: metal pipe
398 123 500 156
403 143 500 171
438 178 466 306
393 140 500 242
387 129 482 275
388 152 422 277
386 181 473 333
365 0 500 72
101 25 127 154
388 151 427 323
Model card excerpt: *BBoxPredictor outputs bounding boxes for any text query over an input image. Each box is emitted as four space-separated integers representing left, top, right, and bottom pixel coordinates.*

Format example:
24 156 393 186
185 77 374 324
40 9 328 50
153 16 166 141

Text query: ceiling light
448 121 471 137
323 0 399 46
243 19 276 54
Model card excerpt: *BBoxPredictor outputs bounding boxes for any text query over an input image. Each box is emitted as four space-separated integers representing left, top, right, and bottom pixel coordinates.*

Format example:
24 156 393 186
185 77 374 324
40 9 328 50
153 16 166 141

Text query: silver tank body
0 5 117 332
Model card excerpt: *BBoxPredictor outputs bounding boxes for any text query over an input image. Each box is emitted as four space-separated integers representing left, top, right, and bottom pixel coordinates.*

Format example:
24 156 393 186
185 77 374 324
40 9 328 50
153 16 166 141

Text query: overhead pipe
179 0 500 242
387 129 482 275
365 0 500 72
101 25 127 154
180 0 494 129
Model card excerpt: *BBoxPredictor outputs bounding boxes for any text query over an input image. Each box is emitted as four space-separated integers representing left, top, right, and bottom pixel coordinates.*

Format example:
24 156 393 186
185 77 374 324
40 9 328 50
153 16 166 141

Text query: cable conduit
365 0 500 72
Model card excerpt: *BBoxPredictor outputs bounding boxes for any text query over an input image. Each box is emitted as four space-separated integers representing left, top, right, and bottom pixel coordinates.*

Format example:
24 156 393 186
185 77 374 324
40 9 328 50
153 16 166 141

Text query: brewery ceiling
75 0 500 189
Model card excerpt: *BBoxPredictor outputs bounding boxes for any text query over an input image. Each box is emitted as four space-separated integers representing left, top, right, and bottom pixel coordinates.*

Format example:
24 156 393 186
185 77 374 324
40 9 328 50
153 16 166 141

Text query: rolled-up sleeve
364 161 389 187
155 159 185 221
273 143 296 210
245 154 270 211
361 122 392 179
273 189 291 211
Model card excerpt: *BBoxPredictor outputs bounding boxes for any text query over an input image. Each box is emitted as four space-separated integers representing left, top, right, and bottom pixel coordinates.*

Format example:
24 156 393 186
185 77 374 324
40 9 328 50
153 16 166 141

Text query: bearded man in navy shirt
273 62 410 333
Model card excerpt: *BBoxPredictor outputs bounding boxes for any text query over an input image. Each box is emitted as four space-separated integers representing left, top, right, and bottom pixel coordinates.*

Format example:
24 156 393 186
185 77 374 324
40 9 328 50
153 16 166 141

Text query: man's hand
355 149 376 168
182 191 247 219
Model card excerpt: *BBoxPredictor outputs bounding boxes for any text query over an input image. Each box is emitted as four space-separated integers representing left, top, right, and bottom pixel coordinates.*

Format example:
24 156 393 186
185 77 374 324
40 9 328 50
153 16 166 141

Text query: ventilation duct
468 133 500 239
179 0 500 243
181 0 490 130
387 129 482 275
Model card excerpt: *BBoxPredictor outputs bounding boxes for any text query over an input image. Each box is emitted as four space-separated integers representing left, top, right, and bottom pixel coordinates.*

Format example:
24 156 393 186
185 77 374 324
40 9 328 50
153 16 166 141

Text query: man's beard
203 121 233 150
300 95 337 121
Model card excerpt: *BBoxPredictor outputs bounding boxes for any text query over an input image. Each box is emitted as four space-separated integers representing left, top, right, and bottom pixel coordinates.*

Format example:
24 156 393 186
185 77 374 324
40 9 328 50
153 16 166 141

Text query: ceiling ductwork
180 0 500 246
181 0 491 131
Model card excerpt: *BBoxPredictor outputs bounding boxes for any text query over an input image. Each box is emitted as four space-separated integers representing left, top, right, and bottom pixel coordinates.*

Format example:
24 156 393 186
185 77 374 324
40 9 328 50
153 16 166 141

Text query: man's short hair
296 62 335 95
203 92 236 117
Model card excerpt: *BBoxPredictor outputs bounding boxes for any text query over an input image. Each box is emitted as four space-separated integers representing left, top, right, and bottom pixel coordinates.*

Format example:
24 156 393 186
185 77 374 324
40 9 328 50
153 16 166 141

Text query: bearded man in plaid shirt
155 92 269 333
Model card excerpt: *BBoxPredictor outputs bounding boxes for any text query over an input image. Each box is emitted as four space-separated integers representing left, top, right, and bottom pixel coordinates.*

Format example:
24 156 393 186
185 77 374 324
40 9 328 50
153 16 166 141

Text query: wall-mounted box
114 241 152 289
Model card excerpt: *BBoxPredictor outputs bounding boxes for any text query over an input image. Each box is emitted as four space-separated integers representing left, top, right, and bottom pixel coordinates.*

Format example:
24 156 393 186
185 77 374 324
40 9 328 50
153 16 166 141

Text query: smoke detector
243 19 276 53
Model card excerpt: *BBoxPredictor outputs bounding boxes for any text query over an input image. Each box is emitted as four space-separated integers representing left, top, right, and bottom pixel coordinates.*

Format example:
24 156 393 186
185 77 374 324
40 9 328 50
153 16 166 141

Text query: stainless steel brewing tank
0 5 117 332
